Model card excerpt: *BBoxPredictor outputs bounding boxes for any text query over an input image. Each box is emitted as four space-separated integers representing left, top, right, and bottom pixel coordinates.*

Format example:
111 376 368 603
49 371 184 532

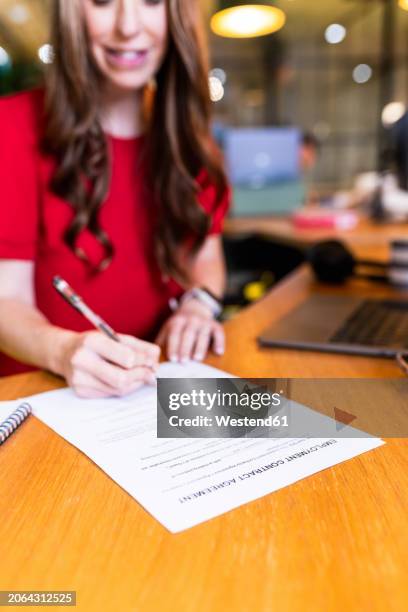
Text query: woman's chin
103 74 152 94
94 61 155 93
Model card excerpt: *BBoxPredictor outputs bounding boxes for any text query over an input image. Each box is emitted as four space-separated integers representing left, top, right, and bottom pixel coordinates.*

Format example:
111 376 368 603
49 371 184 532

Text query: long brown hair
42 0 228 281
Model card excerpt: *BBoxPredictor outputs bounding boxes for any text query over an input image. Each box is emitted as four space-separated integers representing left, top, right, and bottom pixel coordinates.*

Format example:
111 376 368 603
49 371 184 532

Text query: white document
1 362 384 533
0 402 18 422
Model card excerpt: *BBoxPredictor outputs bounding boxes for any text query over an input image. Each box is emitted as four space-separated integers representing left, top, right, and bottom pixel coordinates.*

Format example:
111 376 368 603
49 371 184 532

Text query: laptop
224 128 304 217
258 295 408 357
224 127 301 187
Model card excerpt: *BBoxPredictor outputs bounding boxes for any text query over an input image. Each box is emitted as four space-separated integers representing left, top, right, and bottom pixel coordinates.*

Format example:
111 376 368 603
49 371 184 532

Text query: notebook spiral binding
0 402 32 445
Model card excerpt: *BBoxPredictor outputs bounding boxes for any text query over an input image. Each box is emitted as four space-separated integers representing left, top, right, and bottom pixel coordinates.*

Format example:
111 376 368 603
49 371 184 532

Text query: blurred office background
1 0 408 189
1 0 408 306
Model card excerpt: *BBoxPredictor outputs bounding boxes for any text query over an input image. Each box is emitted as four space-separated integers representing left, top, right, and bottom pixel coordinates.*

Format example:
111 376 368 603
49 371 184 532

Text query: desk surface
224 215 408 261
0 267 407 612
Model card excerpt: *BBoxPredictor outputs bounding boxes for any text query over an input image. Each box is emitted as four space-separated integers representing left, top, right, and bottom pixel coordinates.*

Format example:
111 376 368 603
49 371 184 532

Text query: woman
0 0 230 397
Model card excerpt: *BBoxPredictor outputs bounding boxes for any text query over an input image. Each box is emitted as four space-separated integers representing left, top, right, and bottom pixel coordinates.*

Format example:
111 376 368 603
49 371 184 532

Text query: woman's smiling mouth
104 47 149 69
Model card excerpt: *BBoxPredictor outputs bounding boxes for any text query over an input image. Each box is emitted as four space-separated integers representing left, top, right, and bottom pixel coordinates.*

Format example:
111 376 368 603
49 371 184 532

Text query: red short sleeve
197 169 231 235
0 90 42 260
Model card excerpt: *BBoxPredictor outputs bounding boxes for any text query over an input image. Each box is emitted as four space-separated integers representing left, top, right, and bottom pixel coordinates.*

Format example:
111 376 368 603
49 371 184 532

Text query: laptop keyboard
330 300 408 348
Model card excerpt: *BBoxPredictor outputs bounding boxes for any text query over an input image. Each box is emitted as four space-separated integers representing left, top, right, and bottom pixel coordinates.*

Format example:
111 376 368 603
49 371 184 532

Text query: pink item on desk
292 209 359 230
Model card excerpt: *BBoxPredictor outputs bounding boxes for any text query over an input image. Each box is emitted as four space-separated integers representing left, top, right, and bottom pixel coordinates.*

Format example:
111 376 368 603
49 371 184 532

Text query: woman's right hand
57 330 161 398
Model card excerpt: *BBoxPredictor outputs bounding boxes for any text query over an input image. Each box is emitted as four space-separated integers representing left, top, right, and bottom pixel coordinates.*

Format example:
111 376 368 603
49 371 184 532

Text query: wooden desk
224 215 408 262
0 268 407 612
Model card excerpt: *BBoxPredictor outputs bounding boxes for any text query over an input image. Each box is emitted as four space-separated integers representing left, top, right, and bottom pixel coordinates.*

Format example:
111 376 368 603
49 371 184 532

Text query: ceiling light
211 2 286 39
352 64 372 84
38 44 54 64
382 102 406 126
0 47 11 67
210 68 227 85
324 23 346 44
398 0 408 11
8 4 29 24
209 76 225 102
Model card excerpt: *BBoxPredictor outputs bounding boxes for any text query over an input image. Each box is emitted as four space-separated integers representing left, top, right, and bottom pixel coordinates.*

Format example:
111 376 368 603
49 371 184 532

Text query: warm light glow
398 0 408 11
211 5 286 38
382 102 406 126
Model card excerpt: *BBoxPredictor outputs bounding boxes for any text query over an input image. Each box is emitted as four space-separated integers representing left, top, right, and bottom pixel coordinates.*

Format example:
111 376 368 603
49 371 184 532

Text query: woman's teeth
105 48 148 67
110 50 143 59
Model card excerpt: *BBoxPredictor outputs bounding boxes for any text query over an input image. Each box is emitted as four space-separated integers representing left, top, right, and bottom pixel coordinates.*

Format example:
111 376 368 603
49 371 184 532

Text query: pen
53 276 120 341
53 277 156 378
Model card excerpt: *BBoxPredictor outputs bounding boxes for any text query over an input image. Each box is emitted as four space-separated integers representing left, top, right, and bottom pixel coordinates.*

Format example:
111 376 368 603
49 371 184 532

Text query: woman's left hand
155 299 225 363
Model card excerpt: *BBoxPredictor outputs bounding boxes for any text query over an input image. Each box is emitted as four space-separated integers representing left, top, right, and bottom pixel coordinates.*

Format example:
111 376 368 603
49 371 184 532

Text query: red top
0 89 229 376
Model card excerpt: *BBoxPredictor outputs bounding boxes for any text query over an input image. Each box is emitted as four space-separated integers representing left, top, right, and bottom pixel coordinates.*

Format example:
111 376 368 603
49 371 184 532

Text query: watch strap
169 287 223 318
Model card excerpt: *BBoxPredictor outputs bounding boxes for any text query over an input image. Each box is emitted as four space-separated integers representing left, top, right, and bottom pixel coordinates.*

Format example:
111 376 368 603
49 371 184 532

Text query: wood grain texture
0 267 407 612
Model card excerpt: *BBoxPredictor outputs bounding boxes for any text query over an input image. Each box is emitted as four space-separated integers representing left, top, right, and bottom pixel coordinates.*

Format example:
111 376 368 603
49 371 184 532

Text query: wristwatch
169 287 223 318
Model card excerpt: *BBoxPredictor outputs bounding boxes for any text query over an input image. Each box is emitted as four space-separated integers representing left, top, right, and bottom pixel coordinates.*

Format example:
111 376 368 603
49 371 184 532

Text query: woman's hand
57 330 161 398
155 299 225 364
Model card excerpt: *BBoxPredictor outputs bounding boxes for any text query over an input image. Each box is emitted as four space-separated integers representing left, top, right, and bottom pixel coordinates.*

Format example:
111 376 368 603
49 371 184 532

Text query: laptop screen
224 127 301 188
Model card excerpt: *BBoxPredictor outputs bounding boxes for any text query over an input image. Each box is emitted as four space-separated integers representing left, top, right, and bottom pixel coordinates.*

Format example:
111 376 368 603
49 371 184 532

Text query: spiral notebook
0 402 32 445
